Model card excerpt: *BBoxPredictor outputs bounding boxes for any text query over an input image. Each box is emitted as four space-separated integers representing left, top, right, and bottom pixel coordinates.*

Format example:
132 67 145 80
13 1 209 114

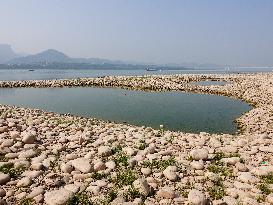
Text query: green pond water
0 87 251 134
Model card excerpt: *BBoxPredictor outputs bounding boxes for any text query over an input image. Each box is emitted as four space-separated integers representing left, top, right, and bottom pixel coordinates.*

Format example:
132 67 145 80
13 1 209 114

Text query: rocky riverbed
0 72 273 205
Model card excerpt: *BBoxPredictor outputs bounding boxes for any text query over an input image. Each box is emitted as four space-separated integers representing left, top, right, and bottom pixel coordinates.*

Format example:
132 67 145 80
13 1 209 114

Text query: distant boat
146 68 158 71
28 69 35 72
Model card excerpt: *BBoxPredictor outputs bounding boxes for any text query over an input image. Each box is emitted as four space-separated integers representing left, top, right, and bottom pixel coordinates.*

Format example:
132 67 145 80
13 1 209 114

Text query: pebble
188 189 207 205
71 158 92 173
163 166 178 181
190 149 208 160
22 132 36 144
105 160 116 170
94 161 106 171
44 188 74 205
133 178 150 196
190 160 204 170
0 173 10 185
0 188 6 197
16 177 32 187
98 146 112 157
61 163 74 173
156 187 175 199
141 167 152 176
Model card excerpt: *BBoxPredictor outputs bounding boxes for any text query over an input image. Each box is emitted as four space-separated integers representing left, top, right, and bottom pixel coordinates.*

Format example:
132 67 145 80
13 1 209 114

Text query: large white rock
133 178 150 196
237 172 258 183
0 173 10 185
105 160 116 170
18 149 37 159
190 149 208 160
61 163 73 173
22 132 36 144
188 189 207 205
44 188 74 205
156 187 176 199
0 188 6 197
98 146 112 157
1 139 14 147
94 161 106 171
190 160 204 170
64 184 80 194
71 158 92 173
17 177 32 187
163 168 178 181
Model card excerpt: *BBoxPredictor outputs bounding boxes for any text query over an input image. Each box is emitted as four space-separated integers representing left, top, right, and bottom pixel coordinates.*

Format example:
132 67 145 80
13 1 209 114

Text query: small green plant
177 186 189 198
67 192 93 205
213 152 225 161
229 153 241 158
112 169 136 188
256 195 266 203
137 139 147 150
207 180 226 200
142 157 176 171
112 144 123 154
158 124 164 136
208 161 230 176
166 135 175 143
123 186 146 201
114 152 129 167
260 172 273 184
0 164 26 178
91 172 106 180
106 189 118 203
19 198 33 205
0 154 8 162
258 183 271 195
186 155 194 161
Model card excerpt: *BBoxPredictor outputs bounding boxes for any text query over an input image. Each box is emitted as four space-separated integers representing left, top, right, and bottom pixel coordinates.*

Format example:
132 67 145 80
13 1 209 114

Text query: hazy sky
1 0 273 66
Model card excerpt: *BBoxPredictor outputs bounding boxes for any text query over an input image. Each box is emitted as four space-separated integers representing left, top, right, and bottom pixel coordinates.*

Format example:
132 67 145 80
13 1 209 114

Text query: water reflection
0 87 251 134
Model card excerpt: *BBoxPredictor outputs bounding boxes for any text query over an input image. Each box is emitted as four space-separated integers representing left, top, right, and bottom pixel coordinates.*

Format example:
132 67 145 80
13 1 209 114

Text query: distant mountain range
0 44 19 63
0 44 224 70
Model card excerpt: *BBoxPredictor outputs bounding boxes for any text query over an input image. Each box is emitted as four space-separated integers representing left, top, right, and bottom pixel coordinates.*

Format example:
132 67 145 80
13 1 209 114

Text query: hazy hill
0 44 18 63
4 46 216 70
9 49 73 64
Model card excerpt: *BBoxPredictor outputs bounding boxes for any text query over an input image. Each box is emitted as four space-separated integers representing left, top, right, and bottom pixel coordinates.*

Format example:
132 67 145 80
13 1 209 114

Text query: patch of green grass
123 186 146 201
105 189 118 203
177 187 189 198
213 152 225 161
19 198 33 205
0 154 8 162
212 152 241 162
258 183 271 195
112 144 123 154
207 180 226 200
142 157 176 171
207 161 230 177
67 192 93 205
136 139 147 150
166 135 175 143
112 169 136 188
0 163 26 178
91 172 106 180
186 155 194 161
260 172 273 184
256 195 266 203
113 152 129 167
229 153 241 158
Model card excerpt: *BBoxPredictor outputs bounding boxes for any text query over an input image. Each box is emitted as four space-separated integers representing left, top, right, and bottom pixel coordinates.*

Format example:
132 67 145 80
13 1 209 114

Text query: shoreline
0 73 273 204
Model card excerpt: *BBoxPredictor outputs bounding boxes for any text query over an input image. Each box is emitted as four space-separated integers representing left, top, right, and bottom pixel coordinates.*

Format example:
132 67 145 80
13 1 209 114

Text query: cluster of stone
0 73 273 204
